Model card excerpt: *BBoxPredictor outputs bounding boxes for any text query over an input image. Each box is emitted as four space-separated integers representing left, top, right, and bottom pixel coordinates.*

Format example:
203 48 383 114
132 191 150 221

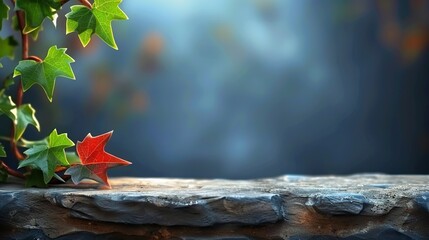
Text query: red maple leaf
74 131 131 187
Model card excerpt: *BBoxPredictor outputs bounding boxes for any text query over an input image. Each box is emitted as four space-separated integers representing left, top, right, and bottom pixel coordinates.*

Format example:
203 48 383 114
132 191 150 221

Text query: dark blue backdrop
1 0 429 178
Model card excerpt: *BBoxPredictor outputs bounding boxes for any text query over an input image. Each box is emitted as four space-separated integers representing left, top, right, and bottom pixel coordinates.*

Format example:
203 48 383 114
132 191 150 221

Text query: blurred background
1 0 429 178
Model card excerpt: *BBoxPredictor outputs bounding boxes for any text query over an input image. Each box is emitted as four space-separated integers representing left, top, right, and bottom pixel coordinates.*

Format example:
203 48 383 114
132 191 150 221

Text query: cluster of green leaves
0 0 129 187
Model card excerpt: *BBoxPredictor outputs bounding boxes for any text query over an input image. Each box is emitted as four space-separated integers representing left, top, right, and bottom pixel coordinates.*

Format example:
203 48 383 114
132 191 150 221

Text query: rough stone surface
415 193 429 213
306 193 366 215
0 174 429 239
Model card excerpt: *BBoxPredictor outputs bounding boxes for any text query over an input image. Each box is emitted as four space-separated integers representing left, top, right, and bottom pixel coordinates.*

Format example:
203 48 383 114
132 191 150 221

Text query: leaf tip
99 183 111 190
13 69 21 78
17 162 25 169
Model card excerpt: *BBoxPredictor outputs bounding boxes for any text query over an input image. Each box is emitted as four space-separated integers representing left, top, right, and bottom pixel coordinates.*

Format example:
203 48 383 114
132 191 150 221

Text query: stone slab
1 174 429 239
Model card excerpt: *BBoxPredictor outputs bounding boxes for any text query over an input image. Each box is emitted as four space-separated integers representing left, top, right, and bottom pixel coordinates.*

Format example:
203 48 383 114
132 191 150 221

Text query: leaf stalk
79 0 92 9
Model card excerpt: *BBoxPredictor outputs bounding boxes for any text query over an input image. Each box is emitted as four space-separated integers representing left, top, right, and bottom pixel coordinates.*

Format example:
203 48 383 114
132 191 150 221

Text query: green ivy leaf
25 169 47 188
15 0 61 33
0 143 8 183
13 45 75 102
65 164 105 185
0 36 18 60
66 0 128 50
66 151 81 165
0 0 9 31
0 142 6 157
14 104 40 141
0 93 17 121
19 129 74 184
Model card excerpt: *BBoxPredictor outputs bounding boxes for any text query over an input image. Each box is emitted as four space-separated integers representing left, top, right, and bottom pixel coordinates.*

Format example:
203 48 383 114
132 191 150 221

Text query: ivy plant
0 0 130 188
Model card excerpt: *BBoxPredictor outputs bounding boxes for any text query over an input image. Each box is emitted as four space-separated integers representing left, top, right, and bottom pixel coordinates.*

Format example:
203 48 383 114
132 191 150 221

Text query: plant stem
55 166 68 172
27 56 42 62
60 0 70 6
0 136 31 147
17 12 28 60
0 136 12 142
1 161 25 179
9 9 28 161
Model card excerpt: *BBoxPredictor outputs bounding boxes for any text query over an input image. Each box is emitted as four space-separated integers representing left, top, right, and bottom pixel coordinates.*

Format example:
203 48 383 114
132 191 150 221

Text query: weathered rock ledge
1 174 429 239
